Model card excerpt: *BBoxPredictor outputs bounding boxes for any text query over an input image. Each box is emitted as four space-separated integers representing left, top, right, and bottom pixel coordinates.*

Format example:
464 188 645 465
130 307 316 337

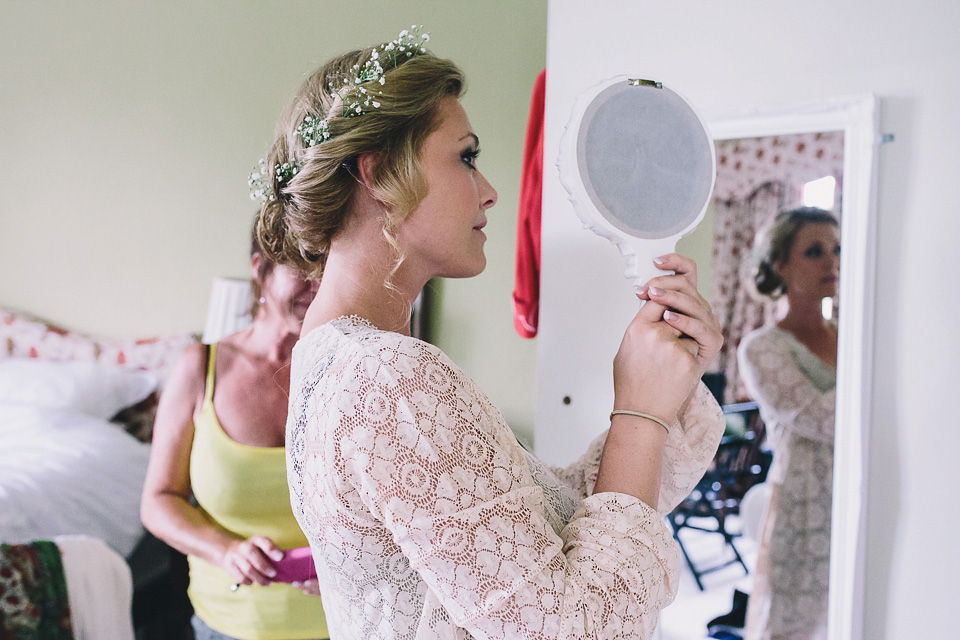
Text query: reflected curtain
710 132 845 403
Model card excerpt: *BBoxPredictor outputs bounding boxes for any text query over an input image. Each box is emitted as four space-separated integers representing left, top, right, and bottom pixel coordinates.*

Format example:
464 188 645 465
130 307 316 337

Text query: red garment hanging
512 69 545 339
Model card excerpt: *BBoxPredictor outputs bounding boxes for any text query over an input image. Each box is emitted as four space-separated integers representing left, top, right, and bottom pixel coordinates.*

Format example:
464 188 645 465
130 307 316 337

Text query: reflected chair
667 399 770 590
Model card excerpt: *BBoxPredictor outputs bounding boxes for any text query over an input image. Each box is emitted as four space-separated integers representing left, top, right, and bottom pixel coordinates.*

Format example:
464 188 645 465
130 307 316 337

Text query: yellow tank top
187 343 328 640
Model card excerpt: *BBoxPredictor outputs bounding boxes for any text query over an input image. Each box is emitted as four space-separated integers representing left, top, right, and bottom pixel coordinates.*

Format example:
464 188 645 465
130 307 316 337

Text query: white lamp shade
201 277 254 344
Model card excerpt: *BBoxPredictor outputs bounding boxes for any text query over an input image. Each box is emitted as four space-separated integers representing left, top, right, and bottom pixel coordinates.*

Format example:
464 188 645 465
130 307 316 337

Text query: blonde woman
739 207 841 640
255 28 726 640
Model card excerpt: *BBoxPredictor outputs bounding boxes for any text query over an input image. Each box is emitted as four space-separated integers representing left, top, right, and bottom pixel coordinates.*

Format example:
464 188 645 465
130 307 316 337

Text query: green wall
0 1 547 442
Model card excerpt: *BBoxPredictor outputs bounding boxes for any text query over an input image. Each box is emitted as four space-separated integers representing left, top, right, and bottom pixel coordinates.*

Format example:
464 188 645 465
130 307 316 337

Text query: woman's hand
292 578 323 596
614 253 723 423
221 536 283 586
638 253 723 370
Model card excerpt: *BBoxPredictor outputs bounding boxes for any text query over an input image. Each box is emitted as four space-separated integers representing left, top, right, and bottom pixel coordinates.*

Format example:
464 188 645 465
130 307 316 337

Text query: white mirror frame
706 94 879 640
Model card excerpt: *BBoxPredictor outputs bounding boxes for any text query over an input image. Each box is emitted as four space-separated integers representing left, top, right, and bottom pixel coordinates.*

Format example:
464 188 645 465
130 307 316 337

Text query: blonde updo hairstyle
752 206 839 298
255 43 465 280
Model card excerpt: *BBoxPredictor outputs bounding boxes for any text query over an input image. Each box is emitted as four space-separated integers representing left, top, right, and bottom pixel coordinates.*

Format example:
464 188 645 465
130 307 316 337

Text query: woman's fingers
664 310 724 364
250 536 284 563
646 284 704 320
650 285 724 366
226 537 281 585
246 537 281 583
294 578 323 596
640 253 724 368
654 253 698 287
636 295 668 321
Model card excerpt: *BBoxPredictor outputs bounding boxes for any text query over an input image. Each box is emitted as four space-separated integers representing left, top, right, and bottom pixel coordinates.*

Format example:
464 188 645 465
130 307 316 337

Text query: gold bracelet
609 410 671 434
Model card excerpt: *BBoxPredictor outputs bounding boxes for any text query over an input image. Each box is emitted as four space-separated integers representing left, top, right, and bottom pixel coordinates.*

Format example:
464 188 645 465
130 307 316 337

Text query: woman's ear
355 152 381 191
251 251 264 280
771 256 786 279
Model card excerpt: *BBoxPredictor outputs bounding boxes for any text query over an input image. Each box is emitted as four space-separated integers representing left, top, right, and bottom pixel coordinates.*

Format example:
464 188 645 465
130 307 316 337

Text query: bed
0 305 197 637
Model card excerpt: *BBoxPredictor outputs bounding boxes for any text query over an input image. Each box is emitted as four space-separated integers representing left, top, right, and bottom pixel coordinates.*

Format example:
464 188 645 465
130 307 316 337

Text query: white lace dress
737 325 836 640
287 316 725 640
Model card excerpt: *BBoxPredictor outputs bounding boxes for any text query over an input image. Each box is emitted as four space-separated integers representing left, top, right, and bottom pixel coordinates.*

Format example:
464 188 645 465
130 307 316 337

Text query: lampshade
201 277 254 344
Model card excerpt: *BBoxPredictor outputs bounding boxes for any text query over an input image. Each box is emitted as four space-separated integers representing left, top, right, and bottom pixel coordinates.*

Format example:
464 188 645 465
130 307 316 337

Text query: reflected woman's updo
255 39 465 280
752 206 839 298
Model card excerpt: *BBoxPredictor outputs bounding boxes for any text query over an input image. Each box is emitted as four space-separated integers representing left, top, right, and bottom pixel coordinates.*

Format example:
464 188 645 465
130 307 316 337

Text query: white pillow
0 402 151 556
0 358 159 419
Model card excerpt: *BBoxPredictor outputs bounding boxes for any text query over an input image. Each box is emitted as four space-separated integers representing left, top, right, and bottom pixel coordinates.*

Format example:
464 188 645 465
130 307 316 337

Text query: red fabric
512 69 545 339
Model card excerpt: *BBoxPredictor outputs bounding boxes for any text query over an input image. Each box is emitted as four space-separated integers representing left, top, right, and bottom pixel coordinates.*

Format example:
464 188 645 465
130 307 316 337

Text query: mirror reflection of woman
737 207 841 640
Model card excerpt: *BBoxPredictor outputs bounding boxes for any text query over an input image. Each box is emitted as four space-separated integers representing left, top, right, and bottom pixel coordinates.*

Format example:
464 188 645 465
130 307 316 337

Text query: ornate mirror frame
706 94 880 640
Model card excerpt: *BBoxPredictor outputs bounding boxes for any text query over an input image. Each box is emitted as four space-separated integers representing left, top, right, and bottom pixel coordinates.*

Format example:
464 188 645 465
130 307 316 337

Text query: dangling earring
259 297 266 305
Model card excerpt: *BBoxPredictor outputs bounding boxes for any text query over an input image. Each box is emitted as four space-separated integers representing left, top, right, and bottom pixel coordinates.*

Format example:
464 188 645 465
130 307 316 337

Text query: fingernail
663 309 672 320
648 286 660 296
272 551 284 561
654 255 667 265
266 568 277 578
636 284 648 296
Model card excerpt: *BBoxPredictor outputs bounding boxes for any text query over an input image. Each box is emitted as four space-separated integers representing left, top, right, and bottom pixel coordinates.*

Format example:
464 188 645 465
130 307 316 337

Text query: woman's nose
479 171 498 210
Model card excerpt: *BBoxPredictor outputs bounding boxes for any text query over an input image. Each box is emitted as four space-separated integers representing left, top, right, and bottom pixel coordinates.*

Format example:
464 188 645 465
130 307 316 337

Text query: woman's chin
439 256 486 280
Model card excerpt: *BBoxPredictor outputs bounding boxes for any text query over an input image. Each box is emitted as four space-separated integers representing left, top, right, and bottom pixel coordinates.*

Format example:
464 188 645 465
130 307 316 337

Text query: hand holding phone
271 546 317 583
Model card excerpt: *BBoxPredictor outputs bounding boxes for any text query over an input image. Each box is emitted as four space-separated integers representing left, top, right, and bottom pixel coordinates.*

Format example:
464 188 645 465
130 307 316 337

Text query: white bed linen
56 534 135 640
0 402 151 557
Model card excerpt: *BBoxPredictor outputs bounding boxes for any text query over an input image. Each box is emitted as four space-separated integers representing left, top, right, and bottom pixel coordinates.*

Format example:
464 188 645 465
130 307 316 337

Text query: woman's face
255 259 320 332
397 96 498 280
777 222 841 300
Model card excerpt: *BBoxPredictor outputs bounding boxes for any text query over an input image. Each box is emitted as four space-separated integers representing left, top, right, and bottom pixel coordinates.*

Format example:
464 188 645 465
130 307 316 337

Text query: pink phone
271 546 317 583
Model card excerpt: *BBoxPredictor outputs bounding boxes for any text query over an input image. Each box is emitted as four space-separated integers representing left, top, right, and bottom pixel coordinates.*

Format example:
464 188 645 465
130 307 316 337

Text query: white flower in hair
248 26 431 202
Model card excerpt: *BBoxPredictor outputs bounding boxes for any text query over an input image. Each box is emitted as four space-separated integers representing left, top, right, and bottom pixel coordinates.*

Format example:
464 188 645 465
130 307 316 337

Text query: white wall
540 1 959 636
0 0 546 442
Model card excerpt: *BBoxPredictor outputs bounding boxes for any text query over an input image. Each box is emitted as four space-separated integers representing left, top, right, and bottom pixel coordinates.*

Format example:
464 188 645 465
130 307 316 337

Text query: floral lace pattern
287 316 724 639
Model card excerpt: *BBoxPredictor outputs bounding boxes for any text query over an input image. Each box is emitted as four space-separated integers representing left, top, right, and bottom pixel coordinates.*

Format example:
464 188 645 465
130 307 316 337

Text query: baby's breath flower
248 26 431 202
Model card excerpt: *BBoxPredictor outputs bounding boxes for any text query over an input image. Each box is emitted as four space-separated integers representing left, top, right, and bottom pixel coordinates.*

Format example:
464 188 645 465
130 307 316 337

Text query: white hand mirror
558 76 716 290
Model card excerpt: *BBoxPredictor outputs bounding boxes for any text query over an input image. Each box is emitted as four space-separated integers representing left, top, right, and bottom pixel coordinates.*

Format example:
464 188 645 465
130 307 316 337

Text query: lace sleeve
334 338 681 639
550 382 725 515
737 331 836 443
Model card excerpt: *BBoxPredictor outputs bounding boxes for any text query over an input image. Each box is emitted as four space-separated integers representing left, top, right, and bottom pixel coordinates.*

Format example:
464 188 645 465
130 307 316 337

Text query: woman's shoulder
739 323 780 349
154 340 208 416
737 323 789 363
168 340 209 386
296 315 456 377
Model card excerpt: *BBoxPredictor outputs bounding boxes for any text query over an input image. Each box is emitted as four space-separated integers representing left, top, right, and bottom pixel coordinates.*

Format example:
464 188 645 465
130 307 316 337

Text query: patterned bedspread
0 540 72 639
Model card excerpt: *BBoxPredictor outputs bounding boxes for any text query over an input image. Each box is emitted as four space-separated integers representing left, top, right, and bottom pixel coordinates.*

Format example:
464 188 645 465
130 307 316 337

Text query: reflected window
822 296 834 320
802 175 837 210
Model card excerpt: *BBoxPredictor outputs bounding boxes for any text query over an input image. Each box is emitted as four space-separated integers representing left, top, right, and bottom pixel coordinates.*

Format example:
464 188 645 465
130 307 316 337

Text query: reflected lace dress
287 316 725 639
738 325 836 640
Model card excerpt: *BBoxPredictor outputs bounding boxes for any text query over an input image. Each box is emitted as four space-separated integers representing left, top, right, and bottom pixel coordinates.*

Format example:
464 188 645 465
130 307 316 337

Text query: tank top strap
204 343 217 406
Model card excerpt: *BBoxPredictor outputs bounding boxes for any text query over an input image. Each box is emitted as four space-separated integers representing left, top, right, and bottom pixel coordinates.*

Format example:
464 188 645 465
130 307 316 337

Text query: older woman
141 226 328 640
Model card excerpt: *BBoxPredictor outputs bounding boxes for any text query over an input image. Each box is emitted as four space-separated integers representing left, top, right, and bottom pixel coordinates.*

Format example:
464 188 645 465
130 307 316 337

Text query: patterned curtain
710 132 844 403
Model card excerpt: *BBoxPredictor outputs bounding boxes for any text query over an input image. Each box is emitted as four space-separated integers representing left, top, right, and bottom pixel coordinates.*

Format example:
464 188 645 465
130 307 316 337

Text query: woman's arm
737 331 836 443
550 380 724 515
332 353 680 639
315 320 722 639
140 343 281 586
592 253 724 507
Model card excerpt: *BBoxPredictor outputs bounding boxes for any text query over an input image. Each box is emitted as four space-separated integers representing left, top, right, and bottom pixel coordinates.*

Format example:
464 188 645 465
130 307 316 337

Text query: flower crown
249 26 430 203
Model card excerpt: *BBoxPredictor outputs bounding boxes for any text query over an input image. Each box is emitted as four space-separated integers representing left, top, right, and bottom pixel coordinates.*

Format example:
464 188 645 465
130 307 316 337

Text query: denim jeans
191 616 239 640
190 615 327 640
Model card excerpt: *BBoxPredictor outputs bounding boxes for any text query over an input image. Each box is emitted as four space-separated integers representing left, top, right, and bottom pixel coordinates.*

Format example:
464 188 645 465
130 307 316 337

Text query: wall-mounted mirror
659 95 879 640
